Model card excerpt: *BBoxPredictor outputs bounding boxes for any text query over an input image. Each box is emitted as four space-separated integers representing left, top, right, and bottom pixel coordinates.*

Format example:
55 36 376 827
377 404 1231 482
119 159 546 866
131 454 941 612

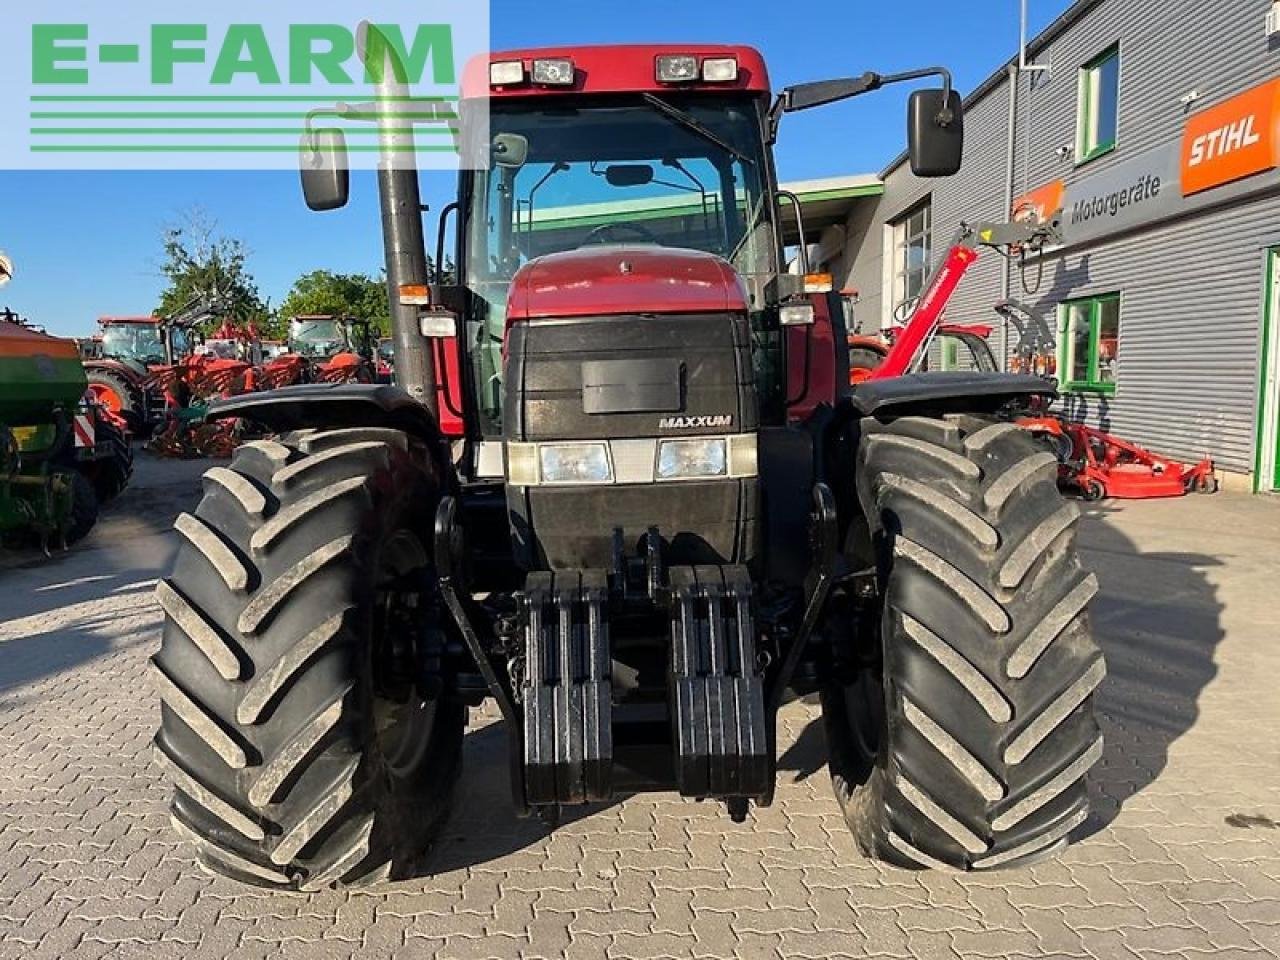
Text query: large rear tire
152 428 464 890
824 415 1104 871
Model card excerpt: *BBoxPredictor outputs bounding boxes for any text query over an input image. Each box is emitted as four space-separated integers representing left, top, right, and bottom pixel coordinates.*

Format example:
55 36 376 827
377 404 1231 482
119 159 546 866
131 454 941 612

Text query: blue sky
1 0 1071 336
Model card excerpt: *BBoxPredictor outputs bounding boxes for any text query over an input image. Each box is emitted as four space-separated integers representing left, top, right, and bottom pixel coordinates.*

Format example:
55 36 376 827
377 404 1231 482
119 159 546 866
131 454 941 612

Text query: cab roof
462 45 771 101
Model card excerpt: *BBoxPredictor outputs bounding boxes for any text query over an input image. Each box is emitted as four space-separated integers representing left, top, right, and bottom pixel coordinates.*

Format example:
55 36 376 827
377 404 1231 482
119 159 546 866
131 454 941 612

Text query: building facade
824 0 1280 490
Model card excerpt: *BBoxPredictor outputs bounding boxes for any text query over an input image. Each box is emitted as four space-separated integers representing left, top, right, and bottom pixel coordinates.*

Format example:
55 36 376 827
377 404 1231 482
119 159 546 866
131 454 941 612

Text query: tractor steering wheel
581 222 661 246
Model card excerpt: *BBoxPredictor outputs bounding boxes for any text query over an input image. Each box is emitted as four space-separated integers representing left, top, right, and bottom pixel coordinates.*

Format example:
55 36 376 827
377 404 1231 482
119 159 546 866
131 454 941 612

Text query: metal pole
1000 63 1019 371
364 23 438 415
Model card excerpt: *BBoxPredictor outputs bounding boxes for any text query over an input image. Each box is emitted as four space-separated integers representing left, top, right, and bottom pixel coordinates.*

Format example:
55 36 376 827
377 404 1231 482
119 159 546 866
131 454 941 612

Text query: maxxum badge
659 415 734 431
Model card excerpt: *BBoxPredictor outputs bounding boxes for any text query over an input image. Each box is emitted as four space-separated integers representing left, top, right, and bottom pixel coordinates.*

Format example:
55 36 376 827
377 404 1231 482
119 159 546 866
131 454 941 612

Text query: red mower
1017 416 1217 500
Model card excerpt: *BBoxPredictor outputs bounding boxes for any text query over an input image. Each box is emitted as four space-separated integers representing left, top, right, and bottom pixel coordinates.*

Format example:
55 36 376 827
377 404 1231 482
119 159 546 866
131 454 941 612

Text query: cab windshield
463 94 777 433
101 324 187 365
290 318 351 359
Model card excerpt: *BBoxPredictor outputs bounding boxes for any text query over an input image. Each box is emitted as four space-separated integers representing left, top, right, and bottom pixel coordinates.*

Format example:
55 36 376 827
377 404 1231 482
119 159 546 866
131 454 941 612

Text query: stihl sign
1181 78 1280 196
1187 118 1260 166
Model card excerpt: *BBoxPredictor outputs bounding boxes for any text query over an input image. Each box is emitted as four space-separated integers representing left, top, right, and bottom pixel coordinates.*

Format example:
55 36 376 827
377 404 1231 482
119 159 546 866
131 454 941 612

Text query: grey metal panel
837 0 1274 476
1026 192 1280 473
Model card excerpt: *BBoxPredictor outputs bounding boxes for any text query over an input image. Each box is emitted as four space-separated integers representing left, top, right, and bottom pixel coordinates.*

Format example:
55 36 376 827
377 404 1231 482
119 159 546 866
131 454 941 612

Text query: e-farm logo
31 24 456 88
1 3 489 171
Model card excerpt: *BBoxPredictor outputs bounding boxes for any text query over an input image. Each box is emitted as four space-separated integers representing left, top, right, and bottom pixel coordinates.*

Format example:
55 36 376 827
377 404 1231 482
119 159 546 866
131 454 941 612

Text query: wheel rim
371 530 442 781
87 383 123 413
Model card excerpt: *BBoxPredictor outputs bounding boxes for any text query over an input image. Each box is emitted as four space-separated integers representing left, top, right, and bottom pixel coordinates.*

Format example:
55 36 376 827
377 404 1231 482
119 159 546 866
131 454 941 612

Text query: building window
1077 45 1119 164
891 200 931 321
1058 293 1120 393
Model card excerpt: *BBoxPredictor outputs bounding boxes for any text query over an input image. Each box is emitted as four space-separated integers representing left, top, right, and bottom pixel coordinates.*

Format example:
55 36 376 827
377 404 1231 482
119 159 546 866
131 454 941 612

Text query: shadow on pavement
1076 505 1224 837
0 450 200 621
0 569 159 624
410 722 623 878
748 502 1229 845
777 697 828 784
0 615 155 712
0 445 1231 868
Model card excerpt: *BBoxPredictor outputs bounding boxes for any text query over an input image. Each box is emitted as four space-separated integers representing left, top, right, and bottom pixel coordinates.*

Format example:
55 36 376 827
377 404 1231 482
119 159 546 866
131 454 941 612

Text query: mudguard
207 383 444 445
84 358 148 383
850 372 1056 417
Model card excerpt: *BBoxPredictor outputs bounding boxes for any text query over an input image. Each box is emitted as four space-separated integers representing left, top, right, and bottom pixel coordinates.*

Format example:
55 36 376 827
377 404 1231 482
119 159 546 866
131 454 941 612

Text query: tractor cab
98 317 189 373
458 58 781 434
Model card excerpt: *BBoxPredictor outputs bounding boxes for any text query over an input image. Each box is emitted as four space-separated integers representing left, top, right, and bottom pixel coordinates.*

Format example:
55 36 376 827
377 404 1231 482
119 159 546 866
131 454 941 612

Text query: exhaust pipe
359 22 439 416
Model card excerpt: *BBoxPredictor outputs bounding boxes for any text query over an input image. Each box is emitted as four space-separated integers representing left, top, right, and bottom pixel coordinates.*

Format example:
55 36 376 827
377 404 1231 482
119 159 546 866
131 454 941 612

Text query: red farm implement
844 237 1218 502
1017 416 1217 500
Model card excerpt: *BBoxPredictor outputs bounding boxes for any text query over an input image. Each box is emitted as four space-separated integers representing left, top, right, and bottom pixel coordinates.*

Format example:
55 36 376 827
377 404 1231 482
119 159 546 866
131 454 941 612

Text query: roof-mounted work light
656 55 700 83
490 60 526 87
701 57 739 82
532 58 575 85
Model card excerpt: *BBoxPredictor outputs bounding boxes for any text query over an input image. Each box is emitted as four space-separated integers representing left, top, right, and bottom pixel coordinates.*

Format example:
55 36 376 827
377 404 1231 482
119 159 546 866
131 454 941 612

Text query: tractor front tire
824 415 1104 871
152 428 464 890
86 369 145 436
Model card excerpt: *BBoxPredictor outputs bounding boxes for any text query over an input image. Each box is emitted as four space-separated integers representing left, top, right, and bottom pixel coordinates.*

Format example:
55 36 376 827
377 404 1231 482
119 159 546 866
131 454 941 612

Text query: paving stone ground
1 454 1278 959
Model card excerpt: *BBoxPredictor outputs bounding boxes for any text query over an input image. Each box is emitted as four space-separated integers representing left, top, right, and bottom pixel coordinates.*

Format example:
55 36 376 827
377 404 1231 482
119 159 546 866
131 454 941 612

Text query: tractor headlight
506 442 539 486
657 438 728 480
539 443 613 485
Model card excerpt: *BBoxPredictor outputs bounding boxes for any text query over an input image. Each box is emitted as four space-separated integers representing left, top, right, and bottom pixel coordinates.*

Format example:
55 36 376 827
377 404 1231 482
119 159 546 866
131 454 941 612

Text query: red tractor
285 314 378 384
152 38 1104 890
84 296 229 435
84 315 190 435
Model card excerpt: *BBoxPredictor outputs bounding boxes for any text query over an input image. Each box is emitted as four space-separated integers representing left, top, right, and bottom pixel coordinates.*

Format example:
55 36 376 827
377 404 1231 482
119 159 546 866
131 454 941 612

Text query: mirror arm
879 66 955 124
777 190 810 277
777 65 955 127
303 107 343 133
767 95 786 144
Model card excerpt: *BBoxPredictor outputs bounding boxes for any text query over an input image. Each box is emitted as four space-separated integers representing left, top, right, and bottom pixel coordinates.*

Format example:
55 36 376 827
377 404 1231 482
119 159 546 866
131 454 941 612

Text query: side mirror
300 129 350 212
492 133 529 169
908 89 964 177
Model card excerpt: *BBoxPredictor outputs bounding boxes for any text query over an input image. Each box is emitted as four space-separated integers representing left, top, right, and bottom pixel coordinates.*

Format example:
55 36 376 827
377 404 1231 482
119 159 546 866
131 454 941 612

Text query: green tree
278 270 391 334
156 209 268 332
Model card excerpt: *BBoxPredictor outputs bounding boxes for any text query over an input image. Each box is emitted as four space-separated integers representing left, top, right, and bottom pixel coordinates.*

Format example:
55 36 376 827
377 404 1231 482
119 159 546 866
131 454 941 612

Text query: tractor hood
505 247 750 323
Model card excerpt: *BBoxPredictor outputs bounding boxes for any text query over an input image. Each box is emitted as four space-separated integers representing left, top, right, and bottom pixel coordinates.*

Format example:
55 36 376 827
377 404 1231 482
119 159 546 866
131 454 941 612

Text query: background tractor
83 295 234 436
152 38 1104 890
84 315 190 435
1 256 132 550
285 314 378 383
